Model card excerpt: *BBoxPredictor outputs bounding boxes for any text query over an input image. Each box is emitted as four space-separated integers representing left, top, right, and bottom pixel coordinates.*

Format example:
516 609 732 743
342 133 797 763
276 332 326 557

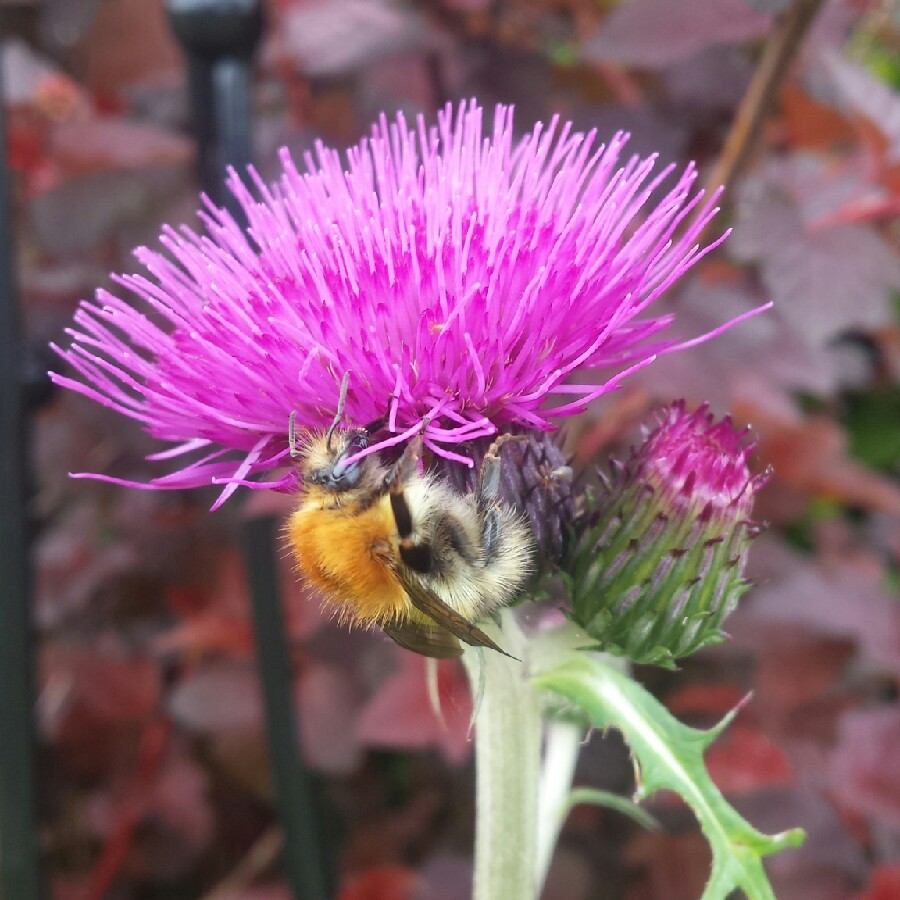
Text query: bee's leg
477 434 527 559
477 434 527 501
384 434 423 495
288 411 301 458
325 371 352 447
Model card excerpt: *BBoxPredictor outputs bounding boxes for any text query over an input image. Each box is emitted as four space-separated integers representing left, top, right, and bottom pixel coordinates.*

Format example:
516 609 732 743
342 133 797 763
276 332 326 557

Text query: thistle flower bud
440 431 577 572
565 402 768 668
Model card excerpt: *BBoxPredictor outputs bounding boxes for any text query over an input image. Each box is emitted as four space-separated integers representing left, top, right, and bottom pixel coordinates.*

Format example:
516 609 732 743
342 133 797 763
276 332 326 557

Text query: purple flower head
51 101 764 508
634 401 769 526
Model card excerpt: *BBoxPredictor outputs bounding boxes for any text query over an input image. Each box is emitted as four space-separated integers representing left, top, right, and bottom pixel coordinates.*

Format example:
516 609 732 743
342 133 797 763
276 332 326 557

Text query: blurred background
1 0 899 897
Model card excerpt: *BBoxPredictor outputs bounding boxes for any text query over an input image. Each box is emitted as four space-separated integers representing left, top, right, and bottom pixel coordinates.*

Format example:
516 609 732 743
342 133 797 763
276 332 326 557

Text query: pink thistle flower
51 101 765 508
633 401 769 526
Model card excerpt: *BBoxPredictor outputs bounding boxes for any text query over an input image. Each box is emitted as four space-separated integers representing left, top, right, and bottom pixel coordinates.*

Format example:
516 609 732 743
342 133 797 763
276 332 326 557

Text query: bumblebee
286 382 534 658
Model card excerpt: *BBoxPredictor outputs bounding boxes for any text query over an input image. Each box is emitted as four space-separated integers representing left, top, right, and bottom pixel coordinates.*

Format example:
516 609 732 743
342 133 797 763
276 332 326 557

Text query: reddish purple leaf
736 559 900 675
664 46 754 115
357 652 473 764
637 280 841 407
34 503 139 630
829 708 900 829
732 178 900 344
542 848 593 900
231 888 293 900
49 116 194 172
762 222 900 343
29 166 191 255
40 641 160 735
170 659 366 773
584 0 771 68
297 661 366 774
731 178 805 261
337 866 422 900
743 0 791 10
826 52 900 160
418 856 474 900
274 0 441 78
168 662 263 733
858 864 900 900
2 37 66 105
704 725 793 794
736 788 866 892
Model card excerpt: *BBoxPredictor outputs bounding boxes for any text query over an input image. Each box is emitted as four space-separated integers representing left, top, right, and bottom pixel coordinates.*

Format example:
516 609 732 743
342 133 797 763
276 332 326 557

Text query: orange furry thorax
286 491 410 626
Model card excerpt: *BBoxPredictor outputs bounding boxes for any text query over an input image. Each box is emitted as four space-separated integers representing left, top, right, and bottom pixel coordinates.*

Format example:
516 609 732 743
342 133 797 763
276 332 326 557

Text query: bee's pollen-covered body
288 472 529 627
284 414 533 657
289 490 406 624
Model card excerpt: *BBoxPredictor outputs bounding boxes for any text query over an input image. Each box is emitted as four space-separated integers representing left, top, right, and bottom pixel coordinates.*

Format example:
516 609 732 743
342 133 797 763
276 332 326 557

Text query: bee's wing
394 571 515 659
381 619 463 659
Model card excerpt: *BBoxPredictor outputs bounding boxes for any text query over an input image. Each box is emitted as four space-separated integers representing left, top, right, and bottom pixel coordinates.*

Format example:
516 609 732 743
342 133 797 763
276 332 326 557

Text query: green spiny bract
564 402 768 669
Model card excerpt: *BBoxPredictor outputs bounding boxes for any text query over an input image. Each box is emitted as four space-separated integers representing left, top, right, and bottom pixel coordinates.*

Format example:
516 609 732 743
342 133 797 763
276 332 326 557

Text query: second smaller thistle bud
565 402 768 669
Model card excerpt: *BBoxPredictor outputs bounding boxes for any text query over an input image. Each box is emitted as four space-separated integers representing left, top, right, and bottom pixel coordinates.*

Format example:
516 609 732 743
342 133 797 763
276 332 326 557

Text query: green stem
534 719 582 892
463 610 542 900
529 620 634 896
461 615 631 900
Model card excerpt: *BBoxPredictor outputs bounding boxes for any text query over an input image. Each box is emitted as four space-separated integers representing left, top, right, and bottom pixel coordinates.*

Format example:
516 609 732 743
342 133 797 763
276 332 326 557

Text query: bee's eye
349 432 369 452
323 431 369 488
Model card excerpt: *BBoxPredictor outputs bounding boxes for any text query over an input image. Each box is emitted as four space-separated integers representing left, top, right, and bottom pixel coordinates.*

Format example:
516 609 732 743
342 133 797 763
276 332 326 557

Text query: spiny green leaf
566 787 660 831
534 656 805 900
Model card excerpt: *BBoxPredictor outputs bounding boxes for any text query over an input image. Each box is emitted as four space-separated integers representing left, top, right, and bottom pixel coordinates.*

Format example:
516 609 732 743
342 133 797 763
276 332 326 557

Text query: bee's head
302 427 377 492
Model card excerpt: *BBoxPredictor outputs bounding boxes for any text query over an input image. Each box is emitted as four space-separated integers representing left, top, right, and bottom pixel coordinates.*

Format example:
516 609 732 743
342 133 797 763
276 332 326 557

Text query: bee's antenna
326 372 351 449
288 410 301 458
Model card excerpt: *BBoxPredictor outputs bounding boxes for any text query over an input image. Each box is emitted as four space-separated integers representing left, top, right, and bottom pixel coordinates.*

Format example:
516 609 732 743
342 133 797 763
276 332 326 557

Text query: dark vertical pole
184 54 220 200
0 68 45 900
242 517 330 900
166 0 263 210
210 55 255 222
165 5 332 897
